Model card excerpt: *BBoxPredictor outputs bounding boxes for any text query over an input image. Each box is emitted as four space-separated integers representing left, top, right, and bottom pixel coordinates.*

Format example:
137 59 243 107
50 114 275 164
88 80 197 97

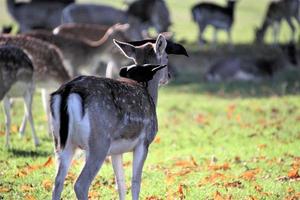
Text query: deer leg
212 28 218 47
24 85 39 147
74 136 110 200
106 60 120 78
52 146 75 200
286 18 296 43
273 22 280 44
131 143 149 200
41 88 52 136
3 97 11 148
227 29 232 46
19 107 27 137
198 24 206 46
112 154 126 200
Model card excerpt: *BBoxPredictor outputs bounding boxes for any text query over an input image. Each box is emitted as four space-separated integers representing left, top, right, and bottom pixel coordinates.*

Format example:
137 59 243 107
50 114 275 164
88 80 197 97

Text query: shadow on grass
8 148 50 157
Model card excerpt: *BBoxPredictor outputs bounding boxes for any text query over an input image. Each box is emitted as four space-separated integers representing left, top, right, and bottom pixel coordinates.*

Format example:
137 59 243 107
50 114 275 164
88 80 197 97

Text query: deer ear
165 40 189 57
114 39 136 61
155 34 167 56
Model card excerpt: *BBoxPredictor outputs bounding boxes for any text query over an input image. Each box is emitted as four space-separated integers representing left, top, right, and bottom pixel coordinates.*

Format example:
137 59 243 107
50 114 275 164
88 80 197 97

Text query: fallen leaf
224 181 243 188
11 124 19 133
154 136 161 143
240 168 260 181
24 195 36 200
227 104 236 119
214 191 225 200
209 163 230 171
43 157 53 167
178 184 185 200
0 187 10 193
42 179 53 191
21 184 34 192
248 196 258 200
288 168 300 179
146 196 162 200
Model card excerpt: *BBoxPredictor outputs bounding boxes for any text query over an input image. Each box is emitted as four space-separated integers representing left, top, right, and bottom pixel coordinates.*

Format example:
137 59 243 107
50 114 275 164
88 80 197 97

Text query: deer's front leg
112 154 126 200
132 143 149 200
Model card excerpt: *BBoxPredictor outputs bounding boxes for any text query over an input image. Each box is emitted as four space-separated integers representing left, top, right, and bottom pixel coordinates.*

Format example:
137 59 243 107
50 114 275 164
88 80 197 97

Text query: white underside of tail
51 93 90 151
67 94 90 150
51 94 61 143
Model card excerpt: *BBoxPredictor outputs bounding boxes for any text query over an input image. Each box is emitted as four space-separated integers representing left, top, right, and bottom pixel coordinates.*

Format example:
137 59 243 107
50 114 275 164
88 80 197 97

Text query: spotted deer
255 0 300 44
50 35 188 200
0 45 39 148
26 24 140 78
192 0 237 46
6 0 74 33
0 35 71 136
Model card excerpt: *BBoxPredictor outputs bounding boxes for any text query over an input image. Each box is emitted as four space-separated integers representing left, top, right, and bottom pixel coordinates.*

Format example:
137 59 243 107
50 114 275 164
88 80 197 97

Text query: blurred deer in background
0 45 39 148
192 0 237 46
205 43 298 82
50 35 188 200
26 24 140 78
62 0 171 39
6 0 74 33
0 35 71 136
255 0 300 44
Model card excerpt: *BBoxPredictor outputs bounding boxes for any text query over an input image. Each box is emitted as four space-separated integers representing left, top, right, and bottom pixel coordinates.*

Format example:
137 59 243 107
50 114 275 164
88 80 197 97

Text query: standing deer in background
26 24 139 78
0 35 71 136
192 0 237 46
61 0 171 39
50 35 188 200
6 0 74 33
255 0 300 44
0 45 39 148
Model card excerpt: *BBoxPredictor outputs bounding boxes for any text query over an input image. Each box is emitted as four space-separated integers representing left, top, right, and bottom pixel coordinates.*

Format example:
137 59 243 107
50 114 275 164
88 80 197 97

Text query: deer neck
145 73 160 107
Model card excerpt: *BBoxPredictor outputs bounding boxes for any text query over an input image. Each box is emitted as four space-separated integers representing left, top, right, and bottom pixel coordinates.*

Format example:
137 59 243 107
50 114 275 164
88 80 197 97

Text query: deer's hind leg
74 131 110 200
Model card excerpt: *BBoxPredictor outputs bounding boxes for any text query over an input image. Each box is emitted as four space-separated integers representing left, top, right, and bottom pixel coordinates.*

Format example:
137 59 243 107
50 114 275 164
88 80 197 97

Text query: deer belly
108 137 140 155
6 81 32 98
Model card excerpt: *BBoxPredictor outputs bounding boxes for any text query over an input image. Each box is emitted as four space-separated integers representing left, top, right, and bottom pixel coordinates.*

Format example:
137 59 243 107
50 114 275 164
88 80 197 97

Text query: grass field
0 0 300 199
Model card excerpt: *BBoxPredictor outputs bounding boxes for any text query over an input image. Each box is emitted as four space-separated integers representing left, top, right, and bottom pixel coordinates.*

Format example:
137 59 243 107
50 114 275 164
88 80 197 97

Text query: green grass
0 0 300 199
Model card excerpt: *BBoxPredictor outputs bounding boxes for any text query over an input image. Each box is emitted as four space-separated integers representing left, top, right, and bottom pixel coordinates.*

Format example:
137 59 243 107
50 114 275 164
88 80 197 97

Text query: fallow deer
61 0 171 38
26 24 138 78
192 0 237 46
0 45 39 148
205 43 298 82
0 35 71 136
6 0 74 33
255 0 300 44
50 35 188 200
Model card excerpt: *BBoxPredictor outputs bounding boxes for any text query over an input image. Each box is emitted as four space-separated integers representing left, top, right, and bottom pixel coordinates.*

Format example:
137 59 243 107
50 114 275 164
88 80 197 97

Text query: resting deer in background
255 0 300 44
6 0 74 33
50 35 188 200
191 0 237 46
0 35 71 136
0 45 39 148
